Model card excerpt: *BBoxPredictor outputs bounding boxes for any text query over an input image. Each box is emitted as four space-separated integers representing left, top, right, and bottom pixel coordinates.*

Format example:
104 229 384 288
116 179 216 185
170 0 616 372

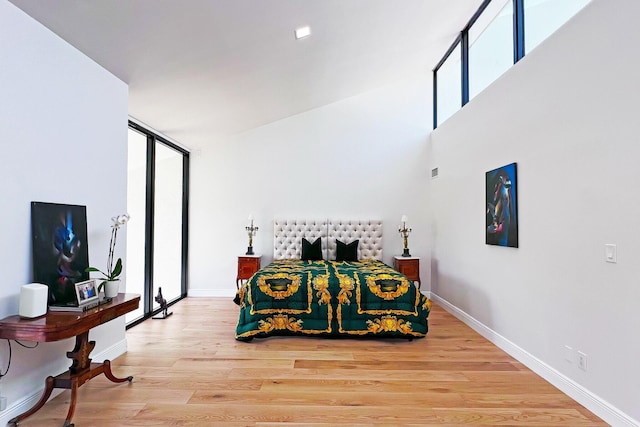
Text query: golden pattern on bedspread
313 274 331 306
235 259 430 340
258 314 304 333
353 273 421 317
367 315 414 334
248 283 314 315
247 261 331 313
337 272 355 305
332 261 425 336
257 273 301 299
365 273 410 300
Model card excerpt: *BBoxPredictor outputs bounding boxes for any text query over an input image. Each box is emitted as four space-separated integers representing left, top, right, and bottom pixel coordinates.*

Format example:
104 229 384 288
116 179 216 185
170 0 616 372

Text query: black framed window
433 40 462 129
125 121 189 327
469 1 514 101
433 0 591 129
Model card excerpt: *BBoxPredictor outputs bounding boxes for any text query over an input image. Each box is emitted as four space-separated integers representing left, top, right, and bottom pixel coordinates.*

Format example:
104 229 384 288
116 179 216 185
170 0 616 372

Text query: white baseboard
430 293 639 427
92 336 129 363
0 388 65 426
0 337 128 426
188 288 236 298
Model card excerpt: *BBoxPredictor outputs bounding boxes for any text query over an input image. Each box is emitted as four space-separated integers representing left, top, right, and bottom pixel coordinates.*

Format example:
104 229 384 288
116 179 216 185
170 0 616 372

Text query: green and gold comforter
234 259 431 340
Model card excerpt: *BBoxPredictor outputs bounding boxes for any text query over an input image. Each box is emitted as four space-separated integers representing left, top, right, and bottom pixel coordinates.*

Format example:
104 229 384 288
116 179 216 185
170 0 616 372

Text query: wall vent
431 167 439 178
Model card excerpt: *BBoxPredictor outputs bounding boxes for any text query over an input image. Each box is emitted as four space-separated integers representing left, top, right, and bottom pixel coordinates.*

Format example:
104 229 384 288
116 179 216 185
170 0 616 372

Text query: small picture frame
74 279 99 303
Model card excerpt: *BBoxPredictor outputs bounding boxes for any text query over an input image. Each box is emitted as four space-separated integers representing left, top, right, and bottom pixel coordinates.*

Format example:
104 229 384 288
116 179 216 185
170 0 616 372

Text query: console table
0 293 140 427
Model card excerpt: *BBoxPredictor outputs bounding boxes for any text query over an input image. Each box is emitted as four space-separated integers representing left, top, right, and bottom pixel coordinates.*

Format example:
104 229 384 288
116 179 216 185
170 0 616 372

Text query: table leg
9 333 133 426
8 376 55 426
64 381 79 427
103 359 134 383
67 331 94 374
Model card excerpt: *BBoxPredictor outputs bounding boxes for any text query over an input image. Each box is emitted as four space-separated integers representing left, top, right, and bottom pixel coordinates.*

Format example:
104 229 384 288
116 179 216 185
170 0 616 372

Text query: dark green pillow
336 239 359 261
301 237 323 261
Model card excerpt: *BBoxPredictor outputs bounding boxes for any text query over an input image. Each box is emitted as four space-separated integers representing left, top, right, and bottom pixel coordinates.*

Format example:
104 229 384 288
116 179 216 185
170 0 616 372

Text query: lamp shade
401 215 408 223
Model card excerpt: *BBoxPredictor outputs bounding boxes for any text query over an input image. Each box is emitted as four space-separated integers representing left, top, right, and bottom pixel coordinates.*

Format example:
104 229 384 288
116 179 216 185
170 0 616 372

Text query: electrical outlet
578 351 588 371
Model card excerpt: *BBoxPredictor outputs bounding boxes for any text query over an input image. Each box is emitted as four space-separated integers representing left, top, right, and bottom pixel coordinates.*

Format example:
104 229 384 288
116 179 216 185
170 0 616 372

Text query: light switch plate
605 244 617 263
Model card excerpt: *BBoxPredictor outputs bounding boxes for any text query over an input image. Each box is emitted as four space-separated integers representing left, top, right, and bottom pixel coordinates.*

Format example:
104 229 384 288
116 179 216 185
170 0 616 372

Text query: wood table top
0 293 140 342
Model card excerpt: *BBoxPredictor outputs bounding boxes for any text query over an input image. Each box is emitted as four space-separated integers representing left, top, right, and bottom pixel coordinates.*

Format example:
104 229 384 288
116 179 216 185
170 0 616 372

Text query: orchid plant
86 213 130 292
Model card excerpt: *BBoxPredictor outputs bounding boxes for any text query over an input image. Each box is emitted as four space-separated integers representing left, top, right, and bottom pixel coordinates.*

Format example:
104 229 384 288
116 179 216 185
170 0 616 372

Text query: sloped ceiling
9 0 482 148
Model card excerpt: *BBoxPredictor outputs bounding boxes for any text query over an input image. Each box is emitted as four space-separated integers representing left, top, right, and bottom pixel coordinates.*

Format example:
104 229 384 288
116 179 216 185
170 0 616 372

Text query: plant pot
104 280 120 298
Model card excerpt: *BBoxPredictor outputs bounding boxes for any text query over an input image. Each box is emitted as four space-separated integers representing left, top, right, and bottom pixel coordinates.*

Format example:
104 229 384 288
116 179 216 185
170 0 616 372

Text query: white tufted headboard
273 219 328 260
273 219 383 261
328 220 383 261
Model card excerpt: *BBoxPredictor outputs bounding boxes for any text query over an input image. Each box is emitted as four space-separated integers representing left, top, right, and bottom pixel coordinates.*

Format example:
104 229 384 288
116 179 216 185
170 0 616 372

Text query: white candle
401 215 408 224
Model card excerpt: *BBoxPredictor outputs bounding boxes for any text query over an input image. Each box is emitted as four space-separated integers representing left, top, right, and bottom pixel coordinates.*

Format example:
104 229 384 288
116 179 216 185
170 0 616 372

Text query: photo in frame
486 163 518 248
31 201 90 304
75 279 99 303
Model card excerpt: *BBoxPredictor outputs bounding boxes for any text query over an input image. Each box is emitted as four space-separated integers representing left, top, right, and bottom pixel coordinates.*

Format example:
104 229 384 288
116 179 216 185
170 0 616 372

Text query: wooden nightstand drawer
393 256 421 289
237 255 261 289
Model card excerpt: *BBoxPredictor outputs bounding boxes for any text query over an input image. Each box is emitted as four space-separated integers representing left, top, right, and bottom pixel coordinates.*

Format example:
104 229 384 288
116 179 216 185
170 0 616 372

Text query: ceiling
9 0 483 148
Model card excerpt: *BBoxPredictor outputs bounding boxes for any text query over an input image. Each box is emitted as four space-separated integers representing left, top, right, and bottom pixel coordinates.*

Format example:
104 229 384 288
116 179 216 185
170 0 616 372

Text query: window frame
126 120 190 328
432 0 560 129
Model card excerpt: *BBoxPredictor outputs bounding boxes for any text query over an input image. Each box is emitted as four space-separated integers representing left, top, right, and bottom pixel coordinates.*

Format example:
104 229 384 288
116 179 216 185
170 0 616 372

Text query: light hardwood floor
23 298 606 426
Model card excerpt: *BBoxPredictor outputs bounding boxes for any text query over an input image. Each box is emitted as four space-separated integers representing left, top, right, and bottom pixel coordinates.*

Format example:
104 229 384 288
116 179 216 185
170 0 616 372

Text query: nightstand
393 256 421 289
236 255 261 289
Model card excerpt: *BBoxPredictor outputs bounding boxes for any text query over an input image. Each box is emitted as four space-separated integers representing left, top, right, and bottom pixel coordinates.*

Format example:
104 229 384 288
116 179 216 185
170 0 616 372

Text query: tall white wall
430 0 640 424
0 1 128 422
189 77 433 296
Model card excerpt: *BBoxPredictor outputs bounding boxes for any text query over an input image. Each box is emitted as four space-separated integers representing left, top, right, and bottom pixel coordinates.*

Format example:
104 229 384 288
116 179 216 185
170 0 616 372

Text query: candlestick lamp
398 214 412 257
245 214 259 255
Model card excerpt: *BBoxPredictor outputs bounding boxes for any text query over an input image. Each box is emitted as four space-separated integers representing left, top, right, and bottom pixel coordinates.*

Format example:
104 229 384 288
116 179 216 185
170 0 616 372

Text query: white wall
3 0 632 423
430 0 639 424
0 1 128 422
189 77 433 296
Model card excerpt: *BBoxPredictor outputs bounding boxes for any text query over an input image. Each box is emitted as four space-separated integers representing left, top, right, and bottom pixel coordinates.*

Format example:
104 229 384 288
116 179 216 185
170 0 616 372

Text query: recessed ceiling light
295 26 311 40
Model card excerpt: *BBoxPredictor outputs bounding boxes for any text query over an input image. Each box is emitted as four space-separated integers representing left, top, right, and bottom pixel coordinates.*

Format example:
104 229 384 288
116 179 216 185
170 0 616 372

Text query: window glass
125 128 147 323
125 125 188 326
436 43 461 127
525 0 591 53
433 0 593 129
153 142 184 308
469 1 513 100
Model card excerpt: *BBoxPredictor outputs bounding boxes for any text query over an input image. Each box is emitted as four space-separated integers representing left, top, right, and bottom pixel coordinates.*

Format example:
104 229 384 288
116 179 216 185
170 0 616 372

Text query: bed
234 219 431 341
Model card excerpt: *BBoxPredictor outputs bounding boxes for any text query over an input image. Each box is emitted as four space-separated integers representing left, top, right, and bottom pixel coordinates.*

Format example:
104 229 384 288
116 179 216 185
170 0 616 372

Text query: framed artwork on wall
486 162 518 248
31 201 90 304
